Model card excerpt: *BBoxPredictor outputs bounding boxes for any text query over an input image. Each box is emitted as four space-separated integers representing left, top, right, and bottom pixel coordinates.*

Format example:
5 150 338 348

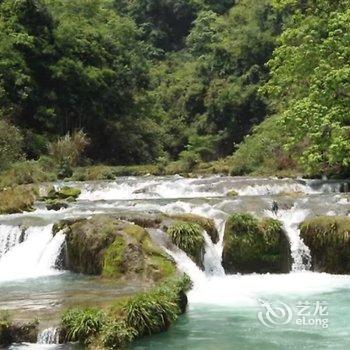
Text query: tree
262 0 350 175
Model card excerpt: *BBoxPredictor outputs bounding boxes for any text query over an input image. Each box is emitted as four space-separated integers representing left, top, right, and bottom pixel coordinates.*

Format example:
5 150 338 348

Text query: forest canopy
0 0 348 177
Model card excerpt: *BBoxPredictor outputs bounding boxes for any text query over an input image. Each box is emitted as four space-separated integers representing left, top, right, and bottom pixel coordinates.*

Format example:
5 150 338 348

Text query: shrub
167 221 204 266
0 120 24 170
122 287 180 336
100 321 137 349
61 308 106 345
222 213 291 273
49 130 90 167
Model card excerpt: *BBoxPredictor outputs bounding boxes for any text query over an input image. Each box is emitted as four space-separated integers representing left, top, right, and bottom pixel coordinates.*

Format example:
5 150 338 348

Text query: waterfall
0 225 65 281
266 207 311 271
0 225 22 258
37 327 60 344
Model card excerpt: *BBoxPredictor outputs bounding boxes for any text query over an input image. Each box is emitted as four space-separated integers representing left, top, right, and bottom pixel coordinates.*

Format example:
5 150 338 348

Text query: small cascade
267 207 311 271
0 225 65 281
202 231 225 276
0 225 22 258
37 327 60 344
164 246 206 286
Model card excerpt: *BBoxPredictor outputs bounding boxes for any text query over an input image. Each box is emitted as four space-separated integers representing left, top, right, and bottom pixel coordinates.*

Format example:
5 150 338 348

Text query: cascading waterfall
0 225 22 258
0 225 65 281
266 206 311 271
37 327 60 344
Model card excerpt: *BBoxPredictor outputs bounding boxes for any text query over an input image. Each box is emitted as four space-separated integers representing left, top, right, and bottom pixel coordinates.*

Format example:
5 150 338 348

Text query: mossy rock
226 189 239 197
300 216 350 274
170 213 219 244
222 213 291 274
45 186 81 201
46 199 69 211
57 186 81 199
0 316 38 346
61 215 176 283
167 221 205 268
0 185 37 214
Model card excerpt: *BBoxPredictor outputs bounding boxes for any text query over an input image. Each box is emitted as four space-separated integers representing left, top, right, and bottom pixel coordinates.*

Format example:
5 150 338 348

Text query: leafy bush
61 308 106 345
49 130 89 167
0 120 23 170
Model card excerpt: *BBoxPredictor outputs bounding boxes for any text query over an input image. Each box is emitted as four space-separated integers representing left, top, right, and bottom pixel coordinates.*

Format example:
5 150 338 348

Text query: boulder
46 199 69 211
300 216 350 273
59 215 176 283
226 189 239 197
222 213 291 274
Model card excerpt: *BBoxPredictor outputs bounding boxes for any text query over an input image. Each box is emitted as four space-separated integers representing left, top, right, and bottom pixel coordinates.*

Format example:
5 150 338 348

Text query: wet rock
45 186 81 201
59 215 176 283
226 189 239 197
222 213 291 274
46 200 69 211
300 216 350 273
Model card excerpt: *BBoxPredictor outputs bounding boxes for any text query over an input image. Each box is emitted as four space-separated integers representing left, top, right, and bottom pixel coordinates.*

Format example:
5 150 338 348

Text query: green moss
124 224 148 242
170 213 219 243
64 217 120 275
226 189 239 197
167 221 204 268
222 213 291 274
300 216 350 273
146 255 176 282
103 237 126 279
62 215 178 283
57 186 81 199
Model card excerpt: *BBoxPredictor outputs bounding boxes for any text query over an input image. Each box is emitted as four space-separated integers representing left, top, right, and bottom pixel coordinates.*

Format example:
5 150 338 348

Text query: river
1 176 350 349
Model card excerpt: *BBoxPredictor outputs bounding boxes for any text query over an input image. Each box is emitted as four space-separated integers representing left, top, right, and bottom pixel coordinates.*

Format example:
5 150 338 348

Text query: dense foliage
0 0 348 176
233 0 350 176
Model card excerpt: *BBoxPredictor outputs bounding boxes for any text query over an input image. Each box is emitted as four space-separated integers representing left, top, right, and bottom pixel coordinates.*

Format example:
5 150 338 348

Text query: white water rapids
1 175 350 348
0 225 65 282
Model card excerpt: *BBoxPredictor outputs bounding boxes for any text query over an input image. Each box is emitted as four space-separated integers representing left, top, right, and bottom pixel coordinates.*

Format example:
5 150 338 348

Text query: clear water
0 176 350 349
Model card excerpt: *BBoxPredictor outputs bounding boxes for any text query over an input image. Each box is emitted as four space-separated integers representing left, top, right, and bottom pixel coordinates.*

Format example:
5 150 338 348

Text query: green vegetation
300 216 350 274
222 213 291 273
170 213 219 243
167 221 204 267
0 185 37 214
233 0 350 177
60 216 176 283
0 0 346 176
0 312 39 346
61 308 106 345
61 276 190 349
